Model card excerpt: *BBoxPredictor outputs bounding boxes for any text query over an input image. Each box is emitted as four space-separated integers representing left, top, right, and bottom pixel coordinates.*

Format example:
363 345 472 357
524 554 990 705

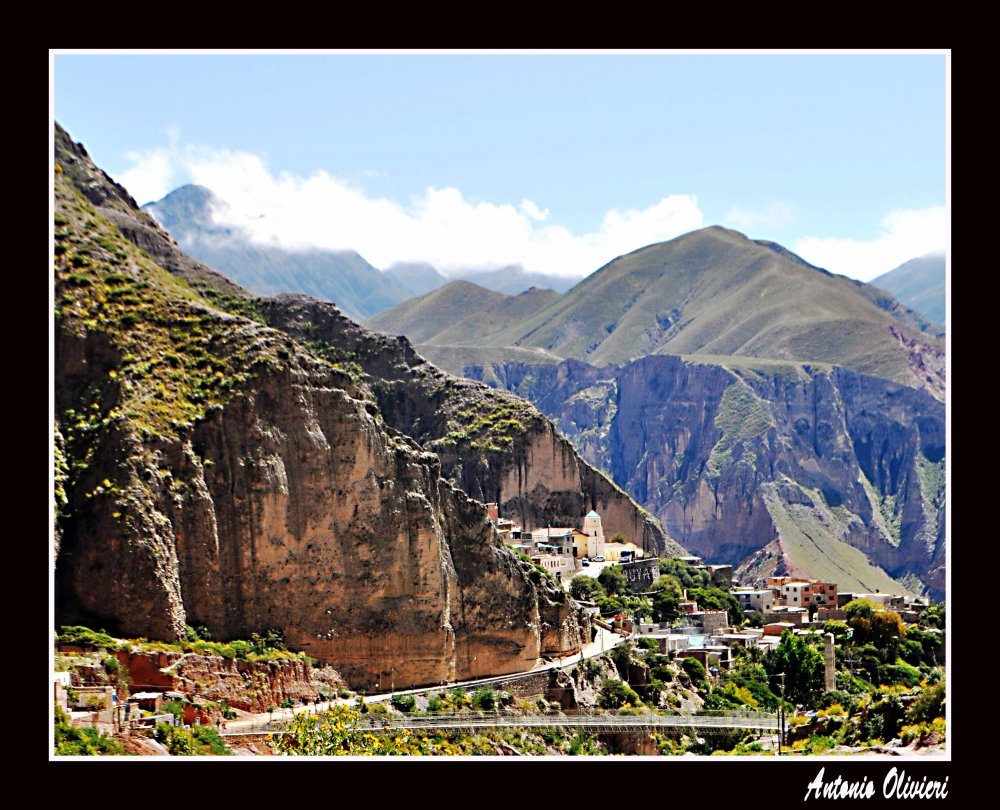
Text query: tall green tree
765 631 824 706
570 575 606 602
598 565 627 596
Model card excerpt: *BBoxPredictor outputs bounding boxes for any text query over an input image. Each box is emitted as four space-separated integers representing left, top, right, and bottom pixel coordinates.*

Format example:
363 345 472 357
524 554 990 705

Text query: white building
583 510 606 559
733 588 774 614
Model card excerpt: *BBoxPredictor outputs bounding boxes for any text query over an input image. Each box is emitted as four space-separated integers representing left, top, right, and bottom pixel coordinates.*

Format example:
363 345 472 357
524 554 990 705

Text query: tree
598 565 627 596
906 682 945 724
650 574 682 598
598 679 641 709
680 657 708 688
918 601 945 629
845 599 877 644
823 620 851 642
652 590 679 623
748 611 766 628
570 575 606 602
869 611 905 650
609 533 627 545
765 630 824 706
806 598 819 621
659 558 710 589
597 596 623 616
688 587 742 626
844 598 877 621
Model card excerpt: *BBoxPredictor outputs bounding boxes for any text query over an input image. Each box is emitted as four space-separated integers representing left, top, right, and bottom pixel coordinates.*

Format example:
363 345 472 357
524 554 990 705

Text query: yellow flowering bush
271 705 432 756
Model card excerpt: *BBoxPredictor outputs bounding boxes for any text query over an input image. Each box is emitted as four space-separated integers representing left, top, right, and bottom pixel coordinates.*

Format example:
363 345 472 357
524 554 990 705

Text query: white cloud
116 146 177 206
113 139 704 277
725 202 794 230
519 199 550 221
793 206 946 282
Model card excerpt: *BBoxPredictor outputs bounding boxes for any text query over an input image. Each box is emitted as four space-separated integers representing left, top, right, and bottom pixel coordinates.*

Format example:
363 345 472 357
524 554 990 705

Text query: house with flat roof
530 528 574 557
734 588 774 614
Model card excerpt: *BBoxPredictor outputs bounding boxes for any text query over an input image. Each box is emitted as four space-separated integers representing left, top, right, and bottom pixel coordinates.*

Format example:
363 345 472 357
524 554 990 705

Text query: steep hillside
143 185 413 320
363 280 507 343
474 355 945 598
364 281 561 347
388 227 945 401
455 266 583 295
266 295 678 558
54 123 590 687
384 262 448 298
871 251 946 327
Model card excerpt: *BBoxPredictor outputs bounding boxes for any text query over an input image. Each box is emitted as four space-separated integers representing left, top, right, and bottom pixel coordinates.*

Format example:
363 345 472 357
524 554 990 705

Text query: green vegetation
56 625 309 664
764 631 823 705
687 587 743 626
569 575 606 602
54 706 125 756
390 693 416 713
57 626 124 651
365 227 944 394
597 679 641 709
870 252 945 327
597 565 626 596
155 721 232 756
471 687 497 711
680 657 709 689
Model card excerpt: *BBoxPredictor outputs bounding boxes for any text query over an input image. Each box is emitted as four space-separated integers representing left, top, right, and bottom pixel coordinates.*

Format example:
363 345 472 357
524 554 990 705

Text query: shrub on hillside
597 679 641 709
906 682 945 724
54 706 124 756
391 693 416 713
471 687 496 711
681 657 708 688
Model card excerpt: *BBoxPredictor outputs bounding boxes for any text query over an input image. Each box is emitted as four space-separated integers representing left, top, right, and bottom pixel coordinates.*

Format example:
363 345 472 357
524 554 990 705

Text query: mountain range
142 185 581 318
365 228 947 598
370 227 944 400
56 117 947 650
871 251 946 328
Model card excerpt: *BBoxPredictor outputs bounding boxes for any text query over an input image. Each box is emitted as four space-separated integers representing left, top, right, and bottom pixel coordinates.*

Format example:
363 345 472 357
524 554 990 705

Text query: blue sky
52 52 947 281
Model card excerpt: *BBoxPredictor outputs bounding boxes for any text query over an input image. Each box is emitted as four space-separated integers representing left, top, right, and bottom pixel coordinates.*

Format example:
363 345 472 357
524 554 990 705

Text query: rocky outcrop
471 355 946 598
54 123 586 689
261 295 677 557
115 650 346 713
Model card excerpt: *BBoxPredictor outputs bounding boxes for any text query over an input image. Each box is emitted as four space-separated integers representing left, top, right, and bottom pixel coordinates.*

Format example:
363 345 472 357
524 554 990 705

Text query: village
53 503 941 754
486 503 936 679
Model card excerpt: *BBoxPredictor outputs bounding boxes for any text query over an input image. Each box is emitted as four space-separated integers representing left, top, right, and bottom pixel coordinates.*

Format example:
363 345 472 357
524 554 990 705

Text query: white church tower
583 510 606 558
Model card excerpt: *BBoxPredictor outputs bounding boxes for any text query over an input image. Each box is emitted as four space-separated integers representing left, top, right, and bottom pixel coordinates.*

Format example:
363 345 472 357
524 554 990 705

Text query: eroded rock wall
474 355 946 598
262 295 675 556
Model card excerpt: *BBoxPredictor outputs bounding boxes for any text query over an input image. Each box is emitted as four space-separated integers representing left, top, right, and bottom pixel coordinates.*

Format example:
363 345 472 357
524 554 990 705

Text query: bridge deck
223 710 779 737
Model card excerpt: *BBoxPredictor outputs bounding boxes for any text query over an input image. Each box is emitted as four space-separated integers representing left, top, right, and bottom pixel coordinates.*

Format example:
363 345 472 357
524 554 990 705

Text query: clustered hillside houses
488 498 935 681
632 558 933 676
486 505 646 584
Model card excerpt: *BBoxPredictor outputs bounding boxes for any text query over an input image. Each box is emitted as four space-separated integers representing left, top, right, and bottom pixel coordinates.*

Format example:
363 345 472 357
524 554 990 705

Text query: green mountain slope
384 226 944 400
455 266 583 295
363 280 561 346
871 251 946 327
143 185 413 320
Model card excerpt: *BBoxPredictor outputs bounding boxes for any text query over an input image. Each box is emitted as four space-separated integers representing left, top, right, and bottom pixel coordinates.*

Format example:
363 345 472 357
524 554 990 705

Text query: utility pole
770 672 786 754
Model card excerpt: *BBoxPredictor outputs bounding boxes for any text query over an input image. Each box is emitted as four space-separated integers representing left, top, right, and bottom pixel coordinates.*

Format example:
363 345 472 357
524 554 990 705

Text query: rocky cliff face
262 295 679 557
472 355 946 599
115 650 346 713
53 124 587 688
